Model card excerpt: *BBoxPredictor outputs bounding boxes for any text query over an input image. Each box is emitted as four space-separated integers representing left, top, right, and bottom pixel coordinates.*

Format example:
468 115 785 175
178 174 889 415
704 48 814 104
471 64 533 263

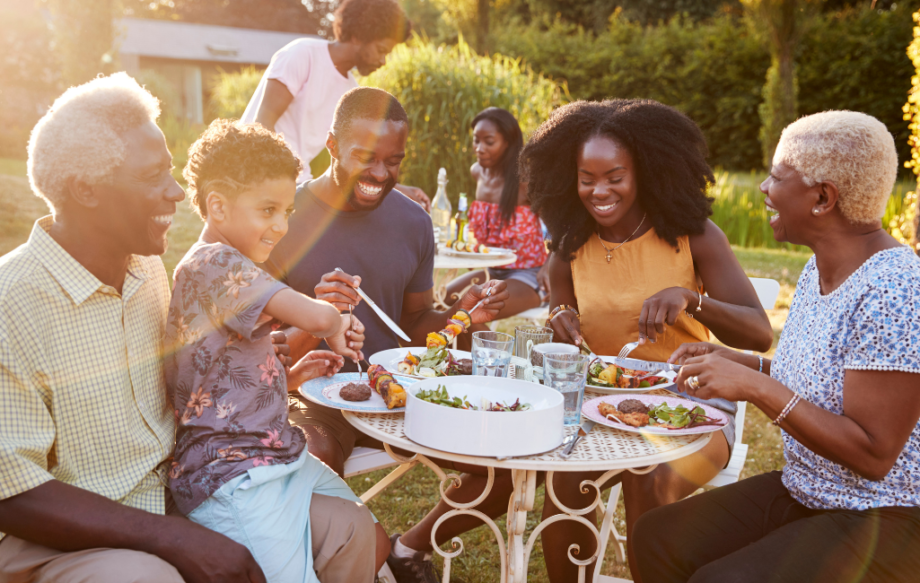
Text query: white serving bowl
405 376 564 458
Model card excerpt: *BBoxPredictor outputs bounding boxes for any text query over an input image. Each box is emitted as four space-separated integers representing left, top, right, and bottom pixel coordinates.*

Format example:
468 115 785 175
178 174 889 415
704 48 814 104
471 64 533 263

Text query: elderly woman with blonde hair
631 110 920 583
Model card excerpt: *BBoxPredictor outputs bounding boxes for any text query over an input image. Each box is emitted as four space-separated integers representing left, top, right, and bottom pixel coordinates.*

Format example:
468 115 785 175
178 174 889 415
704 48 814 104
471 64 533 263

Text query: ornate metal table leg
432 268 490 310
505 469 538 582
380 445 510 582
432 267 460 310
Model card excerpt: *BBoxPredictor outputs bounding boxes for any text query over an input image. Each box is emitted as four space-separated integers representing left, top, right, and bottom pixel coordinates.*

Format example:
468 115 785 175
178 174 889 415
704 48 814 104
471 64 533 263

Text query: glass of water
513 326 554 360
471 331 514 377
543 353 590 426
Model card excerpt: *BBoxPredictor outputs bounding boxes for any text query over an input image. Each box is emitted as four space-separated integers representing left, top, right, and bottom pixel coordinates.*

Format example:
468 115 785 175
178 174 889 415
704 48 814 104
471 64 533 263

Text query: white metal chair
595 277 780 582
343 449 416 583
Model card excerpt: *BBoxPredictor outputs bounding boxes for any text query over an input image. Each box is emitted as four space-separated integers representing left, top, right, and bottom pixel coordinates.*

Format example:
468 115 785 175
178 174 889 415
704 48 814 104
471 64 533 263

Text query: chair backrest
748 277 780 310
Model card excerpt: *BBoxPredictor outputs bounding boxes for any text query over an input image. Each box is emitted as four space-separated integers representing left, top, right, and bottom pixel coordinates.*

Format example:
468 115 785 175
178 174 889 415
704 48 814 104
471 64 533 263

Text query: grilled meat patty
340 382 372 402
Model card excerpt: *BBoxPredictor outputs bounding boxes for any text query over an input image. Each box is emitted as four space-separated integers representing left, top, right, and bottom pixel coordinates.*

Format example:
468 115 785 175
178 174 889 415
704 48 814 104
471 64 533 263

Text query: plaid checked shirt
0 217 175 540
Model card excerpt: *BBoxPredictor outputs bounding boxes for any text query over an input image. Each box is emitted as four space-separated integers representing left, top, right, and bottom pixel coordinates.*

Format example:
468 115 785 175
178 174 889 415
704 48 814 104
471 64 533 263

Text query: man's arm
0 481 265 583
398 281 509 346
254 79 294 132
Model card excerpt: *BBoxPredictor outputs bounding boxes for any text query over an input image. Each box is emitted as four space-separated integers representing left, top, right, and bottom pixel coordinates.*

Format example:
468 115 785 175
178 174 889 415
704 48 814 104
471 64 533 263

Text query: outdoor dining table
432 249 517 310
342 387 711 583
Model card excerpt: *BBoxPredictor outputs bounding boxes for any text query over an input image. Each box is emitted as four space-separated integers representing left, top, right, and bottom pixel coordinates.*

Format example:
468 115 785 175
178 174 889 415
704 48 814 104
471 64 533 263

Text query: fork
347 303 363 381
618 341 640 359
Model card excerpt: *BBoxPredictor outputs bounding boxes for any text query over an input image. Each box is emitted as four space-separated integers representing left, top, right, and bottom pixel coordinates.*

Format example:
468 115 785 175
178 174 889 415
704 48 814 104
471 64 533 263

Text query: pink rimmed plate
582 394 730 436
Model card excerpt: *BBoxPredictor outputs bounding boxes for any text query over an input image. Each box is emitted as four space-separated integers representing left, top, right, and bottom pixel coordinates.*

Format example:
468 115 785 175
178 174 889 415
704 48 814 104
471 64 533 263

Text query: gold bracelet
547 304 580 326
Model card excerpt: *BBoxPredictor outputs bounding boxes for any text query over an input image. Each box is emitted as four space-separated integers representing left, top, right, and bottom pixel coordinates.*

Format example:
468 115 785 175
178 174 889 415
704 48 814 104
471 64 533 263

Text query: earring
813 208 820 215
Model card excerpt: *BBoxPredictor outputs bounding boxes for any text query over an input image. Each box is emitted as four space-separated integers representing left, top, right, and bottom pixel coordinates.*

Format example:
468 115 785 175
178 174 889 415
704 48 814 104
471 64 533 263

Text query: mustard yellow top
571 227 709 362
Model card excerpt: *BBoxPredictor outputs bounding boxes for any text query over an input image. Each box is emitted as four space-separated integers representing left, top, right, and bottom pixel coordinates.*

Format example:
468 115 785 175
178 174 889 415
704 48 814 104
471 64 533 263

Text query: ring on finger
687 375 701 390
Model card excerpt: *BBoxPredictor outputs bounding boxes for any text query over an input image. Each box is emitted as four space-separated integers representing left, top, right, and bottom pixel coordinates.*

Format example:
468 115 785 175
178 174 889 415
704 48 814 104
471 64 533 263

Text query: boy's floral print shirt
165 242 305 515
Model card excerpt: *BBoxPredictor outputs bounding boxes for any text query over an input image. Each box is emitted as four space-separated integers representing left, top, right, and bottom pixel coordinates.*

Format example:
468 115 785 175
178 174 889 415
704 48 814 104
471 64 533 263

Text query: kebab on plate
366 364 408 409
394 310 474 377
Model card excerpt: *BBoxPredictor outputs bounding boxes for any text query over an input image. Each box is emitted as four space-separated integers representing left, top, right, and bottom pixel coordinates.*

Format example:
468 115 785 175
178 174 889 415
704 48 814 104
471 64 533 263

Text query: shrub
495 13 770 170
494 6 911 172
360 36 566 203
134 69 182 120
798 5 913 170
209 66 263 119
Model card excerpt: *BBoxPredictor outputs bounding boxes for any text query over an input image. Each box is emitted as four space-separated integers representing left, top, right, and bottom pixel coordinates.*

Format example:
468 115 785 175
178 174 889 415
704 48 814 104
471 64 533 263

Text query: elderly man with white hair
631 110 920 583
0 73 313 583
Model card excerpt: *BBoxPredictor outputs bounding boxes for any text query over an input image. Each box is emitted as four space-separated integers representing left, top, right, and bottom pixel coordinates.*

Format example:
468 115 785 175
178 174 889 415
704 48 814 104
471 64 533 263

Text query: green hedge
360 37 565 203
494 6 912 171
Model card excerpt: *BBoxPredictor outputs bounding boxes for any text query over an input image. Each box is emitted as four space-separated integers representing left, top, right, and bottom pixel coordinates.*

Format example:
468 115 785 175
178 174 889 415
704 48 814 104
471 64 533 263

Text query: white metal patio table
342 393 710 583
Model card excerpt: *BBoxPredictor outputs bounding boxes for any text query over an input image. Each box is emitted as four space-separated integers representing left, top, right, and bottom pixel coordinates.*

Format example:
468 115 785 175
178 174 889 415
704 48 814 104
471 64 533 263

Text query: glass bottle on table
452 193 469 248
430 167 452 246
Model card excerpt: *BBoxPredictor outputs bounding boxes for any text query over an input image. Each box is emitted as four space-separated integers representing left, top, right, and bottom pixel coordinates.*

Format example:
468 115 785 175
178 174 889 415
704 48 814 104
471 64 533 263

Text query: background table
343 396 710 583
432 250 516 309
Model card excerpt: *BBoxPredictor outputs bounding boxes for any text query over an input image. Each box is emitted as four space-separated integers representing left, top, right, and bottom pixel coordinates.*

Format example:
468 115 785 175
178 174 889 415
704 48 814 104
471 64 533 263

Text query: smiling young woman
444 108 548 338
520 99 773 583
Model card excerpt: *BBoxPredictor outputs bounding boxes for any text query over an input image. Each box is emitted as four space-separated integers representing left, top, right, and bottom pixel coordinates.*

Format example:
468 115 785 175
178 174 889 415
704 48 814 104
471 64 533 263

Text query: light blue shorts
187 448 374 583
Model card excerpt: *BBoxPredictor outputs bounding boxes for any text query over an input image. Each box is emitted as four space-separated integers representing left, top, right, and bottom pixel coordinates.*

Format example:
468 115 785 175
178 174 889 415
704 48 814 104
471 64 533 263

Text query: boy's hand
326 314 365 361
270 330 293 370
287 351 344 389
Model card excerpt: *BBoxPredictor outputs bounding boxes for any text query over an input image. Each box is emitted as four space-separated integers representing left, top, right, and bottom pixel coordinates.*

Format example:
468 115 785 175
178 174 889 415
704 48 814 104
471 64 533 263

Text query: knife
560 418 596 459
334 267 411 343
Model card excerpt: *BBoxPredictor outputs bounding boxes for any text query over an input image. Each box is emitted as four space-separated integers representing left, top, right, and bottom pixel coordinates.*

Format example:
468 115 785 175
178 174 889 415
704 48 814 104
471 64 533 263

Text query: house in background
118 17 316 123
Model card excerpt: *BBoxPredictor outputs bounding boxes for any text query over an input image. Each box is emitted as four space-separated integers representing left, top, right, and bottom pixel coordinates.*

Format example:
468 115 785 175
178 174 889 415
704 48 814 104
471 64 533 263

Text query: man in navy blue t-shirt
267 88 514 582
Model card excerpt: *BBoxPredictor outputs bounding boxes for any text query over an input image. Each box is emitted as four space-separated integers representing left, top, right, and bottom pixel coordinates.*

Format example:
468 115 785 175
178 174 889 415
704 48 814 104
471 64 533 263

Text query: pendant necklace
597 214 646 264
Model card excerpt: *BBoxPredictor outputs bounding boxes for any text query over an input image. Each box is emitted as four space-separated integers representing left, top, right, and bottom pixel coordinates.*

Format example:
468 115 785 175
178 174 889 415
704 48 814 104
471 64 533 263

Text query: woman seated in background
446 108 548 345
633 111 920 583
519 98 774 582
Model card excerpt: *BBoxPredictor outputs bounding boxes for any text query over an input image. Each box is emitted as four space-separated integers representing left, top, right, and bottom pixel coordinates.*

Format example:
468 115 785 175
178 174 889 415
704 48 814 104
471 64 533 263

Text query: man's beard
331 160 396 211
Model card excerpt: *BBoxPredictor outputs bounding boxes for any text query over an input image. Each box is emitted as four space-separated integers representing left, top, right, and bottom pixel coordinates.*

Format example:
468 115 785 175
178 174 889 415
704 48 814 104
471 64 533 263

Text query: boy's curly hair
183 119 302 219
520 99 714 259
333 0 411 44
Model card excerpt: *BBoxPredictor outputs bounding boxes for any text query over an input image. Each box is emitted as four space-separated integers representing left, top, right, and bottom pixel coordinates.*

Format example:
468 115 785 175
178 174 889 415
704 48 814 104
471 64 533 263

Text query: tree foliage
493 5 911 171
44 0 118 87
894 8 920 252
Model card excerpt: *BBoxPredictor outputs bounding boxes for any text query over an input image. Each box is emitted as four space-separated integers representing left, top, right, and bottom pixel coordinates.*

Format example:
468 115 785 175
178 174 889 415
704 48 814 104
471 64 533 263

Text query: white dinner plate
299 372 415 413
582 394 729 436
368 347 472 379
585 355 677 394
438 245 515 259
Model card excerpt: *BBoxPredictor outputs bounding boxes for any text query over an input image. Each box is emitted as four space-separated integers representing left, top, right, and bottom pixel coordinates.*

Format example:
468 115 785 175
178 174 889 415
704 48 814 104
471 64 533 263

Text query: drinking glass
543 353 590 426
513 326 554 360
471 331 514 377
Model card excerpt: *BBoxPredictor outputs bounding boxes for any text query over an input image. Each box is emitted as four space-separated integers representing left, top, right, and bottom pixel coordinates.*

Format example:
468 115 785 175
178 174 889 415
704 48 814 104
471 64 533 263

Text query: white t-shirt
242 38 357 183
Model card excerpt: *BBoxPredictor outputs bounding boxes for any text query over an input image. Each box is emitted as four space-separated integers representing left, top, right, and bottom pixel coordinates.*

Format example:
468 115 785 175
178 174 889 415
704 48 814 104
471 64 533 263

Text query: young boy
165 119 384 582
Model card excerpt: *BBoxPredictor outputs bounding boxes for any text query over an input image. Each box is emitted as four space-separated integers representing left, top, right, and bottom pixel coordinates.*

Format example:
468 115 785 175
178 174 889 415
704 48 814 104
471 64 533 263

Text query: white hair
27 72 161 212
773 110 898 224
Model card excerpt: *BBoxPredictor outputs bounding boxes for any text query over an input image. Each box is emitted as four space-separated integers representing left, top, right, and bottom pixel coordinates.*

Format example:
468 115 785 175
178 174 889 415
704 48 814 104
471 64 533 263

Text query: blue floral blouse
772 246 920 511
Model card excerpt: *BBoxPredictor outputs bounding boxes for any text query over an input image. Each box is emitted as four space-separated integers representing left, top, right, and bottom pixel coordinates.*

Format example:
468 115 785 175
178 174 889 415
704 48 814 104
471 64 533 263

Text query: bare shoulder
470 162 482 180
688 219 731 255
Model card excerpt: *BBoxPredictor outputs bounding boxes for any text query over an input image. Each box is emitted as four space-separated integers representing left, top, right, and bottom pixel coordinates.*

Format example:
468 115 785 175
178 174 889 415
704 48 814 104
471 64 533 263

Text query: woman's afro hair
183 119 302 219
520 99 714 259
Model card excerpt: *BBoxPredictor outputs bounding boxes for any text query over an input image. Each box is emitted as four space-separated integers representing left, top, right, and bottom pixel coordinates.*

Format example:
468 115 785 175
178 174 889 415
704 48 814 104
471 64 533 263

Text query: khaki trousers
0 493 375 583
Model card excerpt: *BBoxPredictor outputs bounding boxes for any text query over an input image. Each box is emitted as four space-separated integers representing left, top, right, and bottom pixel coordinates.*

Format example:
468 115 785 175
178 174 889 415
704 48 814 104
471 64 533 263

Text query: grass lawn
0 157 804 581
